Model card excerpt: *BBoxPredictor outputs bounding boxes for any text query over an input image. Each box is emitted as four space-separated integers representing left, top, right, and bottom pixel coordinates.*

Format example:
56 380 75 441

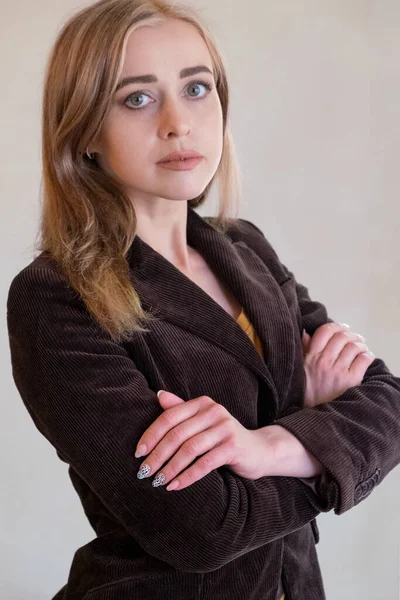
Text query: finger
348 350 375 380
138 410 225 479
153 424 230 485
333 340 370 370
165 437 232 491
310 323 363 354
135 397 203 457
157 390 185 409
317 331 367 363
302 329 311 354
307 322 352 355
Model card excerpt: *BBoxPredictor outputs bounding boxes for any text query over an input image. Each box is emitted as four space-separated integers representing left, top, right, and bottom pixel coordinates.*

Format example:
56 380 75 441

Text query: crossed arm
7 248 400 572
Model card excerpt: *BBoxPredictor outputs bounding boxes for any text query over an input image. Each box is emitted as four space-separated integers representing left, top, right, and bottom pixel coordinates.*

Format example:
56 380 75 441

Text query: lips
157 151 203 163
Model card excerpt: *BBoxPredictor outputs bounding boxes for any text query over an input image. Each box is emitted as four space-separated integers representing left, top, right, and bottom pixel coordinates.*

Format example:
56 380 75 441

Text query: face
92 18 224 207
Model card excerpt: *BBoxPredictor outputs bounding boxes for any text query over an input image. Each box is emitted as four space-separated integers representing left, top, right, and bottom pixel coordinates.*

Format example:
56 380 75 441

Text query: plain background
2 1 399 598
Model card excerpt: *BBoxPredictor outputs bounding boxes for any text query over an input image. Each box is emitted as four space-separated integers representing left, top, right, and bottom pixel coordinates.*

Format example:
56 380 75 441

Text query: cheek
203 97 223 129
204 102 224 161
102 123 149 178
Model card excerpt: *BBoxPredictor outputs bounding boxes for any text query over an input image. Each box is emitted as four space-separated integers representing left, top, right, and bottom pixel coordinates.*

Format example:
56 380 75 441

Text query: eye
186 80 213 99
124 91 152 110
123 79 213 111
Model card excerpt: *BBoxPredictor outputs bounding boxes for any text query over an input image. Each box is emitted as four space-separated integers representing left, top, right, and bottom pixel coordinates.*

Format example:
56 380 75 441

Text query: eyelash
123 79 213 111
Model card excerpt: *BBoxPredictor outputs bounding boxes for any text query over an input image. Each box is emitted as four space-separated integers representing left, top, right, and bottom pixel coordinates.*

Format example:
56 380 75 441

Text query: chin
152 181 211 202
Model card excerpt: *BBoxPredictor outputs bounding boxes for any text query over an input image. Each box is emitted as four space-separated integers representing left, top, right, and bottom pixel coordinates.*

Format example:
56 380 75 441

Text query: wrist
258 424 324 478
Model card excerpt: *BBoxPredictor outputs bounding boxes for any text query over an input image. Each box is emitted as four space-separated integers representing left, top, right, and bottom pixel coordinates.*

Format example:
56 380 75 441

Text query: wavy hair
37 0 242 342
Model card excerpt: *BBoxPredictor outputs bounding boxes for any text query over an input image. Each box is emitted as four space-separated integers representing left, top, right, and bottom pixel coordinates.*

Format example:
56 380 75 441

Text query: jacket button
355 469 381 503
373 468 381 483
355 486 363 501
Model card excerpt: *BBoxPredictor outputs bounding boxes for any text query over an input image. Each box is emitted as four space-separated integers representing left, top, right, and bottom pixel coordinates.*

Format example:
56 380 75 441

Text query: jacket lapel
127 206 296 413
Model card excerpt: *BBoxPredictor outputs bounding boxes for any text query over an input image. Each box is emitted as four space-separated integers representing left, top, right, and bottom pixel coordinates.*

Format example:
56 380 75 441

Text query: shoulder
9 250 65 288
17 250 62 275
205 215 271 248
7 252 79 318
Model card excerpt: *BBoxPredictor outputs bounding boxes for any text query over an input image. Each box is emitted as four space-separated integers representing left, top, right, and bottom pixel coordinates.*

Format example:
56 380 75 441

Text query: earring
86 147 94 160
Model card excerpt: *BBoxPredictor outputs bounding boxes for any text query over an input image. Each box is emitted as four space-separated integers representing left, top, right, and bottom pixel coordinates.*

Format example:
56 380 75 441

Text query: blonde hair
37 0 242 342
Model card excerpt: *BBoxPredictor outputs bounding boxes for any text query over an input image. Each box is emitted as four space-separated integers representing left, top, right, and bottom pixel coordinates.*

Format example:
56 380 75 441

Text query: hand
301 322 375 408
258 425 325 478
135 391 276 491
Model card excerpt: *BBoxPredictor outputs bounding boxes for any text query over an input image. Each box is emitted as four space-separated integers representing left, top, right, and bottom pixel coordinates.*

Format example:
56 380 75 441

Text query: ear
156 390 185 409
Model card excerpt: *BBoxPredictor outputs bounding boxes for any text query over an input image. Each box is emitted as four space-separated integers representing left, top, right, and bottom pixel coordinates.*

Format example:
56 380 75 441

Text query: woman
6 1 400 599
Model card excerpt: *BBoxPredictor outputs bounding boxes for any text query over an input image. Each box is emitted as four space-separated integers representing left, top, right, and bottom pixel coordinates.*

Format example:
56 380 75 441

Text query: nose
158 96 191 139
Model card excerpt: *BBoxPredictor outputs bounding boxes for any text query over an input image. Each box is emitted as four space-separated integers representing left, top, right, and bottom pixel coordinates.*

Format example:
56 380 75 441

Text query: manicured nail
152 473 166 487
157 390 166 399
137 463 151 479
135 444 147 458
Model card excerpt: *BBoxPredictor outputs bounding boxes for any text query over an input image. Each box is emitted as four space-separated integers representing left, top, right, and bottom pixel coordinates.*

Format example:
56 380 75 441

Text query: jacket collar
127 205 296 415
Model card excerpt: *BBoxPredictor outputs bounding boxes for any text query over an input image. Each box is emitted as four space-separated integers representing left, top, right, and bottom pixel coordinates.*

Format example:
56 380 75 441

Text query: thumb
156 390 185 409
302 329 311 353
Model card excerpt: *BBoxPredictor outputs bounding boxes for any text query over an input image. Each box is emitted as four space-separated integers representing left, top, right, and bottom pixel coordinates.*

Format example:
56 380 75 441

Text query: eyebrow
115 65 214 92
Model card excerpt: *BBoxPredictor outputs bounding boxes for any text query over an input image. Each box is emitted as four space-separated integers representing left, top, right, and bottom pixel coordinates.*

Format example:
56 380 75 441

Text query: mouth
157 156 203 171
157 151 203 163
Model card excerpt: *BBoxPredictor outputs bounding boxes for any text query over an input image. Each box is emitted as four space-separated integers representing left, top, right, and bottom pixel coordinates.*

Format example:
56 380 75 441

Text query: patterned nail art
137 463 151 479
152 473 166 487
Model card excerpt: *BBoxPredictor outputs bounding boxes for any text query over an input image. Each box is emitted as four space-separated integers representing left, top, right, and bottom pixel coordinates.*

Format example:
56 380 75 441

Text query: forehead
121 18 213 76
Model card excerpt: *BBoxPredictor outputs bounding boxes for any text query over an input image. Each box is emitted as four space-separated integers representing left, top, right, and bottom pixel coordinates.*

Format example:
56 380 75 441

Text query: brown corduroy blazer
7 206 400 600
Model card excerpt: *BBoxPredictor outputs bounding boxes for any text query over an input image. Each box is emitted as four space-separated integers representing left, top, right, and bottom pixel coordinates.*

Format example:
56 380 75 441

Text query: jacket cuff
274 408 351 514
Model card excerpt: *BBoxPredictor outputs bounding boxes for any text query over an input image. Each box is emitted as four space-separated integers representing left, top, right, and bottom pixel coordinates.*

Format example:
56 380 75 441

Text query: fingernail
135 444 147 458
137 463 151 479
166 480 180 491
152 473 166 487
157 390 166 399
339 323 350 328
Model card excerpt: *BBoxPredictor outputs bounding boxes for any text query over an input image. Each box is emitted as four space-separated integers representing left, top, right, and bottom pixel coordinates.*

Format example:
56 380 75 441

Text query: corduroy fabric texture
7 205 400 600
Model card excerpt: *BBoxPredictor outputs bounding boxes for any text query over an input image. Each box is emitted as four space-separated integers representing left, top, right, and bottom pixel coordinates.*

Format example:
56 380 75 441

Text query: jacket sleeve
7 264 330 574
238 218 400 516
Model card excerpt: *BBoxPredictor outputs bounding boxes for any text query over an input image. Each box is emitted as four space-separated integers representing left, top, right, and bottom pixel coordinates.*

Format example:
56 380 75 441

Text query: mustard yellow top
236 306 285 600
236 307 264 357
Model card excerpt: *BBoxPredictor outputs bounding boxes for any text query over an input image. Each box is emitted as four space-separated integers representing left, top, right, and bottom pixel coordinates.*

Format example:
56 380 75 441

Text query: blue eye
124 91 151 110
124 79 213 110
186 80 213 98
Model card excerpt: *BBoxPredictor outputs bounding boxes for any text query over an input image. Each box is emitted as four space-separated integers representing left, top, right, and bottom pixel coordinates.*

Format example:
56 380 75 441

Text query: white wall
2 1 399 598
